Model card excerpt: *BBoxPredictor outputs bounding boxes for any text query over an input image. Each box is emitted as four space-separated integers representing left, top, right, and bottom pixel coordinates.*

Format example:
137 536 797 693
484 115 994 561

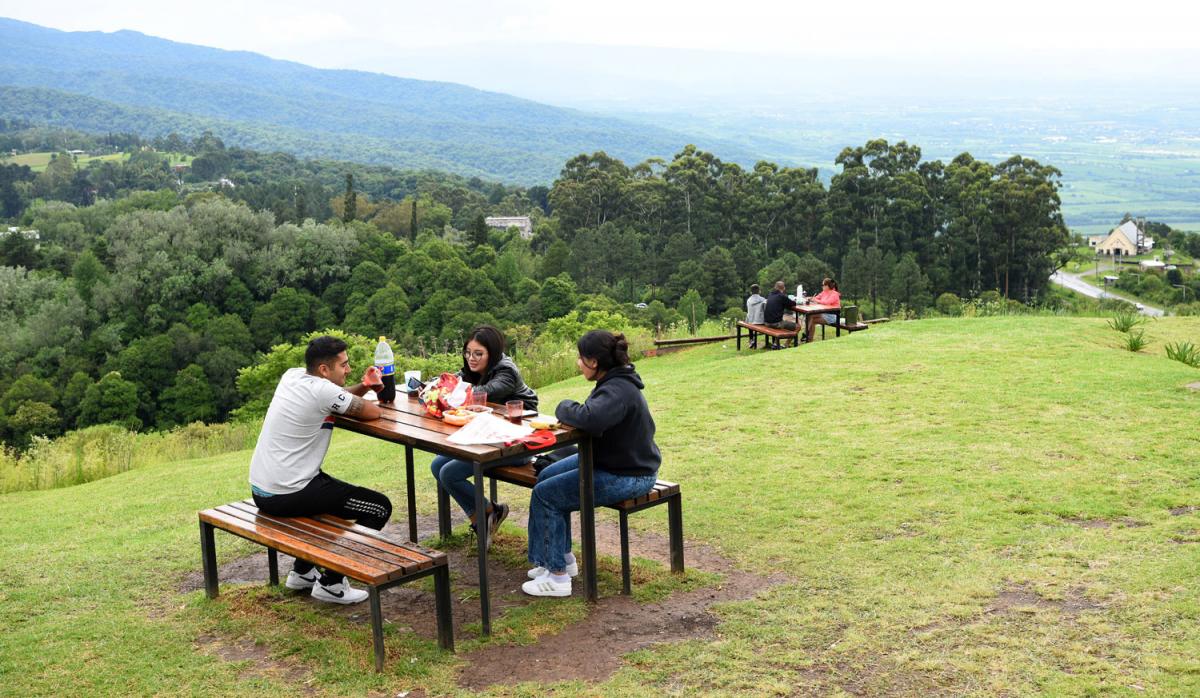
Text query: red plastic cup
506 400 523 423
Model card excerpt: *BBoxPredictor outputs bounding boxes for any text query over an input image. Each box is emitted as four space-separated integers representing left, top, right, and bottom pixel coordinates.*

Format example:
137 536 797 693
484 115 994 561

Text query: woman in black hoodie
430 325 537 549
522 330 661 597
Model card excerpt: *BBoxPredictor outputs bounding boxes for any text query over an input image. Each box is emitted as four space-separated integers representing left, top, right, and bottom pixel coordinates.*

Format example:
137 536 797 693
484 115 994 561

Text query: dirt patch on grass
1170 505 1197 516
195 632 313 688
1169 529 1200 544
1060 515 1147 529
1185 381 1200 391
180 508 786 691
986 584 1104 616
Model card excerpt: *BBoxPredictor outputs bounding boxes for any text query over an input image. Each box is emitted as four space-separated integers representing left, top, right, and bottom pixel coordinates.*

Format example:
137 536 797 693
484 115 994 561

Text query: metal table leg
473 460 491 634
405 445 417 542
579 438 598 603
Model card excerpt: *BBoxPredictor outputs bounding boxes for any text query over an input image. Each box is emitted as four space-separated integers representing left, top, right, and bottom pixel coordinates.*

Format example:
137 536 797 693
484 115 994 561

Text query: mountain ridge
0 17 757 183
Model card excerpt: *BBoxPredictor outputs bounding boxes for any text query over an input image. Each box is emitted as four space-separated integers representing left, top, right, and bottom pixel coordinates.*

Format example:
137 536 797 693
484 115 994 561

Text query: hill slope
2 317 1199 695
0 18 756 183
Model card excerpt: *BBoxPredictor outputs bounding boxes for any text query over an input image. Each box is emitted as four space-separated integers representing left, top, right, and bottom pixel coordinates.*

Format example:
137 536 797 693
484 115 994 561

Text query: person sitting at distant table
744 283 767 348
804 277 842 342
762 281 798 347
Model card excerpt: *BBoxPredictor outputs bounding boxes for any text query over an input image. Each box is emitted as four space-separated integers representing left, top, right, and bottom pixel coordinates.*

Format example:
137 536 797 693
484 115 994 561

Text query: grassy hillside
3 317 1199 695
0 18 755 183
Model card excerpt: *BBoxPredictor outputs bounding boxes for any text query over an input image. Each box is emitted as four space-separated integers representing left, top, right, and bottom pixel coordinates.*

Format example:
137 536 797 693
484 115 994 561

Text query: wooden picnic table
791 302 843 338
334 394 597 635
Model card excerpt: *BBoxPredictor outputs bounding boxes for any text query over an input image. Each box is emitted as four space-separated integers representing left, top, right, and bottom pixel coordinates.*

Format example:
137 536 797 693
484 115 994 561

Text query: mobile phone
407 376 423 391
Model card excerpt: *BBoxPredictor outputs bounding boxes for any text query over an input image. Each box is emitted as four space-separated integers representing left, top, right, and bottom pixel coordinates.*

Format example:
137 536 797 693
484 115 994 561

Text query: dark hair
305 336 348 371
750 284 760 294
823 277 839 291
461 325 506 378
577 330 630 372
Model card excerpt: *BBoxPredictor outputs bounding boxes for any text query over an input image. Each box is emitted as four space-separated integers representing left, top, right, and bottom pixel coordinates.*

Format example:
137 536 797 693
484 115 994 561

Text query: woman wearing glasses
430 325 537 548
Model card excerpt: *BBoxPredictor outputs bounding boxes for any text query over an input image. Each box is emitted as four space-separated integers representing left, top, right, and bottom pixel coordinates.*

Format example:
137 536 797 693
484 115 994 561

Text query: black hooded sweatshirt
459 354 538 410
555 365 661 477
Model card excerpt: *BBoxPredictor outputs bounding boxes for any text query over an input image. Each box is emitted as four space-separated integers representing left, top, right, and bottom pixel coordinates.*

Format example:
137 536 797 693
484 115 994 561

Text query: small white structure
1094 220 1154 256
484 216 533 239
1139 259 1166 270
217 177 236 189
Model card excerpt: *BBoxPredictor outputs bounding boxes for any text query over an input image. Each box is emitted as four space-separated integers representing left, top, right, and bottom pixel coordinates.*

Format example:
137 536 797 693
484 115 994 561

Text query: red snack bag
418 373 461 418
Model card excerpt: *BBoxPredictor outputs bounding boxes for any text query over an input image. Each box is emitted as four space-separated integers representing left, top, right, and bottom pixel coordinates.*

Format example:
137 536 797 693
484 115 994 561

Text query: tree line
0 124 1159 449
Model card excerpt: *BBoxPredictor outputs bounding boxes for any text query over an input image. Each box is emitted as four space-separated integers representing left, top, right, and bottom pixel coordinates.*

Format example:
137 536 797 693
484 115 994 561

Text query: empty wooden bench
736 321 799 350
198 500 453 671
481 462 683 594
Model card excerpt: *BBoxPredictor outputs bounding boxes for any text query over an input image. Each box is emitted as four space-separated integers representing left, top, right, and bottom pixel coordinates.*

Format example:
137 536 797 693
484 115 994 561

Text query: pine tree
343 173 357 222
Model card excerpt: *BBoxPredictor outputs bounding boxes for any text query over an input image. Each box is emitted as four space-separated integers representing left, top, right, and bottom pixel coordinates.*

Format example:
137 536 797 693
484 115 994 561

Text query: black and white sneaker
285 568 319 590
311 577 369 605
486 503 510 550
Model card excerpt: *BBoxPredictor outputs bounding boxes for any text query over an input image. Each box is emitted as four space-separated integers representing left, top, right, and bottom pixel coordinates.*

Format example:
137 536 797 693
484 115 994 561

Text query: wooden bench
736 321 799 350
483 463 683 595
198 500 453 671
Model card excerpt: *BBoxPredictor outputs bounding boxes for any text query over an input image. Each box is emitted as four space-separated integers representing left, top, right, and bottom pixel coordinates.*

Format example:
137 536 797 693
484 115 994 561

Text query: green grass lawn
3 316 1200 696
0 151 192 172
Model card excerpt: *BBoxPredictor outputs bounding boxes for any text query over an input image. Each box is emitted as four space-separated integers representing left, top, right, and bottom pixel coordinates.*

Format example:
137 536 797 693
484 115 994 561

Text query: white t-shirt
249 368 354 495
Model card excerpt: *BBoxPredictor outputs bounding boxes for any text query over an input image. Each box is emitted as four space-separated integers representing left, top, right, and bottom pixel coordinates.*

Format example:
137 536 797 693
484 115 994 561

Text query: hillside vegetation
2 317 1199 696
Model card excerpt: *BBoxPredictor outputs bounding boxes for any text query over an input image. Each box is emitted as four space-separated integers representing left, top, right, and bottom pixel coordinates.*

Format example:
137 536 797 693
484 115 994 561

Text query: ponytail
577 330 630 372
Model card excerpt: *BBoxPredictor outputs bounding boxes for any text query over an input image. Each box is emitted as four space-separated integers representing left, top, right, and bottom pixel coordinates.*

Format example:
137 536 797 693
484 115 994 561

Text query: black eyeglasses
463 350 486 360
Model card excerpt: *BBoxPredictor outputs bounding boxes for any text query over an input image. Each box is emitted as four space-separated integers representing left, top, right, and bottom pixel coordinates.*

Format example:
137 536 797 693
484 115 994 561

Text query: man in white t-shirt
249 335 388 605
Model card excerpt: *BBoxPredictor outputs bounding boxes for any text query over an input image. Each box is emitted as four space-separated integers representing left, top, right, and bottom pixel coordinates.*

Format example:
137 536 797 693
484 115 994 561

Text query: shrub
935 292 962 316
1165 341 1200 368
1107 310 1145 333
1122 329 1148 353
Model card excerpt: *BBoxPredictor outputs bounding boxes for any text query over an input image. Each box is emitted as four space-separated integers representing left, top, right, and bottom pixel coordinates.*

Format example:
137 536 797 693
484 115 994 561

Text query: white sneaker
311 577 369 605
522 576 571 597
285 568 319 590
527 560 579 579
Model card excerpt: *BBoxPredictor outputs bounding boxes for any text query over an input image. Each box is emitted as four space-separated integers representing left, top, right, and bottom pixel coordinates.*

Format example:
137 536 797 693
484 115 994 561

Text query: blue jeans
430 454 527 519
527 454 657 572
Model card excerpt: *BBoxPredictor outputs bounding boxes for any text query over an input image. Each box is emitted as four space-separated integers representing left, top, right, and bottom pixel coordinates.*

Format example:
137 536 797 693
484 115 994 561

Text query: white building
484 216 533 239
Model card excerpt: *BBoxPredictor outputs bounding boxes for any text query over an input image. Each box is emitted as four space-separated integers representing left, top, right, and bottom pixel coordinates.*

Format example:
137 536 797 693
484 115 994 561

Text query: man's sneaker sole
311 583 368 605
285 570 319 590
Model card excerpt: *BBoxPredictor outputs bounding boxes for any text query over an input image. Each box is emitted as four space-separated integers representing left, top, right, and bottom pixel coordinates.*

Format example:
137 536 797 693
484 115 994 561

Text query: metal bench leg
433 565 454 652
267 548 279 586
200 521 219 599
668 494 685 574
369 586 385 672
736 323 741 350
619 510 632 595
489 477 498 510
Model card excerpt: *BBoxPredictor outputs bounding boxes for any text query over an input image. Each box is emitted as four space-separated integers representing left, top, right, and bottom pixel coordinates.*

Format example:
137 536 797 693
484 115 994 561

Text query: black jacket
764 289 796 324
459 354 538 410
555 365 661 477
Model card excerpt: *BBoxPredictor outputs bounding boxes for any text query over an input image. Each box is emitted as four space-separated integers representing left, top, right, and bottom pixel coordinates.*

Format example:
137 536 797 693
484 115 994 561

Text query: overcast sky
3 1 1198 105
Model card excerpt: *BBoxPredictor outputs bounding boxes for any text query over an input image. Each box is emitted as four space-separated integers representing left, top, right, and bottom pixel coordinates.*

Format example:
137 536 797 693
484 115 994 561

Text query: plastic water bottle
374 336 396 402
797 284 806 302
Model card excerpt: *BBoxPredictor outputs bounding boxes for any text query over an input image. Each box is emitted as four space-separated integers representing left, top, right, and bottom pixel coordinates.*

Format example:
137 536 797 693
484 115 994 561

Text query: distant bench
484 462 683 595
736 321 799 350
199 499 453 671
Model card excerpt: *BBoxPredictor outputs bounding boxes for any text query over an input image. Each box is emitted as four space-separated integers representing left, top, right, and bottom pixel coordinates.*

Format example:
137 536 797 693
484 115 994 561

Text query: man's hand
344 394 381 420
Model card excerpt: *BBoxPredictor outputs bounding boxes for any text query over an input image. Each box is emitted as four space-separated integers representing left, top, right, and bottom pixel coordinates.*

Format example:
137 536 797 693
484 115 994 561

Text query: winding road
1050 270 1164 317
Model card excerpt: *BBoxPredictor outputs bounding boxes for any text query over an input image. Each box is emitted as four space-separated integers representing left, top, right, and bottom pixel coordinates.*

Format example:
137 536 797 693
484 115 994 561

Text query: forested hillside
5 119 1198 452
0 18 754 182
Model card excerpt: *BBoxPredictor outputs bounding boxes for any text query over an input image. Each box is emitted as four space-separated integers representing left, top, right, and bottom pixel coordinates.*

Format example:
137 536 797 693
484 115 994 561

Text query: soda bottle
374 336 396 402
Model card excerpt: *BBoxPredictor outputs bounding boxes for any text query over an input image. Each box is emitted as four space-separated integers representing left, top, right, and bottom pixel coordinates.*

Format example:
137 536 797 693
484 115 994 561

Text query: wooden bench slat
209 505 402 577
487 464 678 511
224 502 434 573
200 508 391 584
234 500 442 564
737 321 798 338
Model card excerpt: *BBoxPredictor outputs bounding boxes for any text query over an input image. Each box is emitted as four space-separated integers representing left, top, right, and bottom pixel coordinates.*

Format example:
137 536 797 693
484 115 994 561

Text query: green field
0 151 192 172
3 316 1200 696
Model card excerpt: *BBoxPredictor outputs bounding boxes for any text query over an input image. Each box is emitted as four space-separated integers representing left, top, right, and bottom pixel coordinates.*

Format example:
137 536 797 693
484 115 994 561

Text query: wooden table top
334 394 581 463
791 302 840 315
